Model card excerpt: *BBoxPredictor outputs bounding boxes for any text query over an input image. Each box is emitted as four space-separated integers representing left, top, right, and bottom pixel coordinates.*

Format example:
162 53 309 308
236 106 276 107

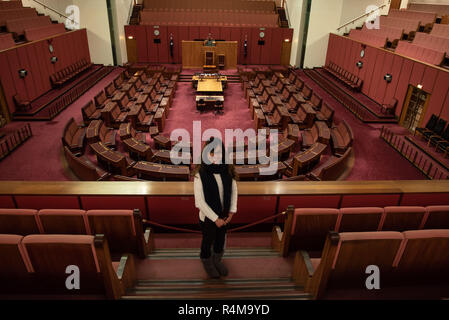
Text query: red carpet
0 67 427 181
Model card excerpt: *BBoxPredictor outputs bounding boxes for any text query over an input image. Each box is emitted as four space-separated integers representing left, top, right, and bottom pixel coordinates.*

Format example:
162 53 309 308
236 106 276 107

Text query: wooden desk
123 138 153 161
235 163 287 181
293 142 327 176
134 161 190 181
90 142 129 176
197 79 223 93
153 150 191 165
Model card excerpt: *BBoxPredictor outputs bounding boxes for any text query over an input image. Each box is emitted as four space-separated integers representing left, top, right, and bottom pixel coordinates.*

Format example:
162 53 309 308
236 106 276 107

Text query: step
123 278 309 300
148 248 279 259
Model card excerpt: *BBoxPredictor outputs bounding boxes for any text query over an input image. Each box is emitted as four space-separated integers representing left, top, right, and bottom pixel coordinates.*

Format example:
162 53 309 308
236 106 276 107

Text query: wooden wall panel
383 55 404 105
0 29 91 115
409 62 426 87
181 41 238 68
426 71 449 124
326 33 449 125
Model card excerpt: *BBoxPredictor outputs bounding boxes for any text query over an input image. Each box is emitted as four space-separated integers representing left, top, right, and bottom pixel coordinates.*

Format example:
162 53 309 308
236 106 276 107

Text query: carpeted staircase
122 247 310 300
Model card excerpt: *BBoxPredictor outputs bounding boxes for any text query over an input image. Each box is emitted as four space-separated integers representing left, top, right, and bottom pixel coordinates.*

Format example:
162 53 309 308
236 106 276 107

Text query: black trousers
200 218 227 259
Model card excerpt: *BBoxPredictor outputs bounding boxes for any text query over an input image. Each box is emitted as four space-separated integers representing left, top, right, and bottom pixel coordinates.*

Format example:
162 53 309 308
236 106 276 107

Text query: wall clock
154 29 160 36
259 32 265 38
360 49 365 58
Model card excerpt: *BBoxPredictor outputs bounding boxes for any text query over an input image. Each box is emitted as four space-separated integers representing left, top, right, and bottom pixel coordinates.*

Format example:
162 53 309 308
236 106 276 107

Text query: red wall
326 33 449 123
0 29 91 114
125 25 293 65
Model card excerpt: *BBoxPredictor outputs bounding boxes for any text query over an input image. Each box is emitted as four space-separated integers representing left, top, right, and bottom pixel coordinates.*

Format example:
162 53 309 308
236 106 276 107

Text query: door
0 82 10 124
280 40 292 66
126 38 137 64
400 85 431 132
390 0 402 11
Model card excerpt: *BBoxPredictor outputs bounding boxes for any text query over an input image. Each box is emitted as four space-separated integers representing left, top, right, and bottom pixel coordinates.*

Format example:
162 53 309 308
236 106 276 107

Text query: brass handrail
28 0 76 23
337 3 388 31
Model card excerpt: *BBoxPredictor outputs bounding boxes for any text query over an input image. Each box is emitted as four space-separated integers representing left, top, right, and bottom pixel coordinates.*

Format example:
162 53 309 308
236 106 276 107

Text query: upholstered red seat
0 235 33 294
381 206 426 231
423 206 449 229
87 209 151 258
38 209 91 235
336 207 384 232
0 209 41 235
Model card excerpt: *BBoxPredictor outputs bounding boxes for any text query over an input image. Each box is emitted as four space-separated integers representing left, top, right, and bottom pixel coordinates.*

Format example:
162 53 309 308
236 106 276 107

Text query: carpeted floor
0 67 427 181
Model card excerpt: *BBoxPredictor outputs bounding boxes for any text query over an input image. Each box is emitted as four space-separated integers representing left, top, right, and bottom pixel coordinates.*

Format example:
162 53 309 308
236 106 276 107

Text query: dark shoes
213 252 228 277
201 257 220 279
201 252 229 278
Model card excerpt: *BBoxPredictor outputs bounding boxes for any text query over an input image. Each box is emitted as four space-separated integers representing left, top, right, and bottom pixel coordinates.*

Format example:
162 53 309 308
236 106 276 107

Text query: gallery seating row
292 229 449 299
0 7 36 27
388 9 437 27
324 62 363 91
272 205 449 256
349 29 389 48
24 23 66 42
379 16 420 36
431 23 449 39
395 40 446 66
6 15 51 37
0 32 14 50
409 3 449 18
413 32 449 54
0 208 152 258
0 1 23 10
142 0 276 14
50 59 93 87
0 234 135 299
139 11 279 27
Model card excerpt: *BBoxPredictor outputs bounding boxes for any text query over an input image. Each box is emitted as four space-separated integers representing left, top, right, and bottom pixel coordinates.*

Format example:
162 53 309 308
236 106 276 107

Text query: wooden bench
291 142 327 176
331 120 354 155
123 137 154 162
308 147 352 181
316 102 335 126
234 162 287 181
90 142 135 176
119 123 146 143
101 102 128 129
302 121 331 149
82 101 102 125
62 118 86 154
86 120 116 148
134 161 190 181
64 146 110 181
290 103 316 129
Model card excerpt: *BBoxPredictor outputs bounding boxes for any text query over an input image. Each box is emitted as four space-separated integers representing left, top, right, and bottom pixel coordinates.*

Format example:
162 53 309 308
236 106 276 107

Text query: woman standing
194 138 238 279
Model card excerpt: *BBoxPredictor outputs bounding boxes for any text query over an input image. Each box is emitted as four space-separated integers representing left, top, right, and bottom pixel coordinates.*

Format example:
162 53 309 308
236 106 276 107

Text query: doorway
390 0 402 11
400 85 431 132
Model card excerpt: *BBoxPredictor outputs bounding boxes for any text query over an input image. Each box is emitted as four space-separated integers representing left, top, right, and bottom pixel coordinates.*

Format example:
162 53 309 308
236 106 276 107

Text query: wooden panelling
126 38 137 64
0 29 91 115
181 41 238 69
126 25 293 65
327 33 449 126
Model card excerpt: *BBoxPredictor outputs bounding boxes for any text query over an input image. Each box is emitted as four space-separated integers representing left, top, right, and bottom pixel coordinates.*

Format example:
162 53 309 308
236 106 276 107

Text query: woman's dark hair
192 137 235 178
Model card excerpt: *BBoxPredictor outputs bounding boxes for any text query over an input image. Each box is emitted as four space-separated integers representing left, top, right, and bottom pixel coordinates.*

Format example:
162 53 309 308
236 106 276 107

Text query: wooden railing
46 67 113 120
380 126 449 180
337 2 389 33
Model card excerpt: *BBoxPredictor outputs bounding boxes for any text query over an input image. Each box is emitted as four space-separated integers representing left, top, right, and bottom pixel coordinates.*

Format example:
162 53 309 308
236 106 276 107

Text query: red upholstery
380 206 426 231
431 24 449 39
0 1 23 10
0 234 33 293
413 32 449 54
6 16 52 37
24 23 66 42
395 41 445 66
62 118 86 154
379 16 420 34
0 32 15 50
0 209 42 235
0 8 37 27
388 9 436 25
336 207 384 232
423 206 449 229
38 209 91 235
349 29 388 48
